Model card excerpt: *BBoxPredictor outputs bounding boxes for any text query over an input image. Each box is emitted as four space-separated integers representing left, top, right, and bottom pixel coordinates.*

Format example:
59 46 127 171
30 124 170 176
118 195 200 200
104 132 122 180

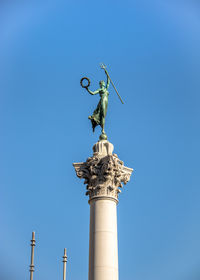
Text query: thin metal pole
29 232 36 280
62 248 67 280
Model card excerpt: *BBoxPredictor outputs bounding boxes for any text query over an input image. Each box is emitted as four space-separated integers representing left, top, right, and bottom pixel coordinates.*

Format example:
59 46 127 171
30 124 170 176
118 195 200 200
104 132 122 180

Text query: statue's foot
99 132 107 141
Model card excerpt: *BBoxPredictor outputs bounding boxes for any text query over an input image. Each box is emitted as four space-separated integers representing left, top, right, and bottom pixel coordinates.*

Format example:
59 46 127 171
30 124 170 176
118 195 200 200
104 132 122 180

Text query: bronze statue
80 64 124 141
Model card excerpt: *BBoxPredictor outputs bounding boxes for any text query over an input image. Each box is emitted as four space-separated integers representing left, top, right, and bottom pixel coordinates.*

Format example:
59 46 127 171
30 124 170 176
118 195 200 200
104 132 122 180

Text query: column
73 140 133 280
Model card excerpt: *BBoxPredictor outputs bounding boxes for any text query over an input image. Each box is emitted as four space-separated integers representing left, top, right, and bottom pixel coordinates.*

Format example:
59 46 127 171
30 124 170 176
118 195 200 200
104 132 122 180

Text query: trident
100 63 124 104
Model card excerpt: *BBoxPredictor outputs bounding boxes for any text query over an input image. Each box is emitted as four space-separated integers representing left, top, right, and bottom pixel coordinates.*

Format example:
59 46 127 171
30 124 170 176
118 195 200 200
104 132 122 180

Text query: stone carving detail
73 141 133 201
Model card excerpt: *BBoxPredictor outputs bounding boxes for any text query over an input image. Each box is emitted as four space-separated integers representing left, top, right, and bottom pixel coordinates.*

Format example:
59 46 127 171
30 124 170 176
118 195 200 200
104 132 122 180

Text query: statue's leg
101 101 106 133
99 98 108 141
102 117 105 133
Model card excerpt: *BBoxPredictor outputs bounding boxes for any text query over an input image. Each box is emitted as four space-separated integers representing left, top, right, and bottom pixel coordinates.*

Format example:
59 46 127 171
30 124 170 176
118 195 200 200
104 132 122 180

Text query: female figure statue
81 66 110 140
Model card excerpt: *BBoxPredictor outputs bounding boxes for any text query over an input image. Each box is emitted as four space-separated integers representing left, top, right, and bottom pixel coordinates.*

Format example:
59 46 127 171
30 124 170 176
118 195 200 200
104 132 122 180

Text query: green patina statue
80 64 124 141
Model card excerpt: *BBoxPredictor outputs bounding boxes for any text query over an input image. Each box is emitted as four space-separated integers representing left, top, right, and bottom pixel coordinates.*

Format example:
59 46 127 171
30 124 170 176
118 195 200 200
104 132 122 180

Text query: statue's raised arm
105 69 110 89
101 64 110 90
87 88 100 96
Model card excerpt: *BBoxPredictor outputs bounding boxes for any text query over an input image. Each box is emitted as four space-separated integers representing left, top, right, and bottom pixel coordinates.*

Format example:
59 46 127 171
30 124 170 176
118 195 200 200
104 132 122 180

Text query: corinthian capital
73 141 133 202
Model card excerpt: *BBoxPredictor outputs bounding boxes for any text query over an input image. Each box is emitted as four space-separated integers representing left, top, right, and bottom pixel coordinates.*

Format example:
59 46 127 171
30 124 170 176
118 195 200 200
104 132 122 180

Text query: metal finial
62 248 67 280
29 231 36 280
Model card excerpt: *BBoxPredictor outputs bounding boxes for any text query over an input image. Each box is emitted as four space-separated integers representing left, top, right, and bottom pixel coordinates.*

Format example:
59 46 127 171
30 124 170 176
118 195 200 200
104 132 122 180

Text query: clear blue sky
0 1 200 280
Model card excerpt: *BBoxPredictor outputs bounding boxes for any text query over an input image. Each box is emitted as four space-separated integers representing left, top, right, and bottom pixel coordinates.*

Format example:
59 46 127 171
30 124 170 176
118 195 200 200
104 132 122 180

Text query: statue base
99 132 107 141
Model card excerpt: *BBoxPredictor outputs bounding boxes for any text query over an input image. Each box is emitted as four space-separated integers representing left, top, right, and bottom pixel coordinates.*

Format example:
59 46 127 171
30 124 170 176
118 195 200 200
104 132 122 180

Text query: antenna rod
63 248 67 280
29 232 36 280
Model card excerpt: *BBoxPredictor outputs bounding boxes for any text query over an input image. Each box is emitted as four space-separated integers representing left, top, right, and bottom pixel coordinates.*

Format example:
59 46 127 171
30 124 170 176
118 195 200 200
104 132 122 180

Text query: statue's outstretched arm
105 70 110 89
86 88 100 95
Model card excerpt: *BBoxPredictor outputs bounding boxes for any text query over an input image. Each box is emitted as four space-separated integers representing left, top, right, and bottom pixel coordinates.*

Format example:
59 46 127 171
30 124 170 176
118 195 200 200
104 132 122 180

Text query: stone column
73 141 133 280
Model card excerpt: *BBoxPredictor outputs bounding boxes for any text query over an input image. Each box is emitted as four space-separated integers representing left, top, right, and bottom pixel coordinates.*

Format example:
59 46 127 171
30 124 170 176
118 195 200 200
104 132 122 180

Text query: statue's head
99 80 105 88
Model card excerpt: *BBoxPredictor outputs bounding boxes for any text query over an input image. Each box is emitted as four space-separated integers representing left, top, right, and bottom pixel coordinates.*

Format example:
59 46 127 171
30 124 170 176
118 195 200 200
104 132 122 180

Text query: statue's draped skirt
89 94 108 132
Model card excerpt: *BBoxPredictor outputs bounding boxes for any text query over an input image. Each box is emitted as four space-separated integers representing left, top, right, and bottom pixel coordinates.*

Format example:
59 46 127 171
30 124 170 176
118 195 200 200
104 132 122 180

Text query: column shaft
89 198 118 280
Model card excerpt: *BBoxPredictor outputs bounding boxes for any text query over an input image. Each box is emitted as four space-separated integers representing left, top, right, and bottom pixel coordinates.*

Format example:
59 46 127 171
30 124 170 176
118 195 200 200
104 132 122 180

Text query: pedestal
73 140 133 280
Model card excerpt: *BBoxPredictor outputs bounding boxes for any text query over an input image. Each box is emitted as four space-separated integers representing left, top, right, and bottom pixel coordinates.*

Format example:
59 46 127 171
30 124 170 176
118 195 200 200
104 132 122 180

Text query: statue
80 64 124 141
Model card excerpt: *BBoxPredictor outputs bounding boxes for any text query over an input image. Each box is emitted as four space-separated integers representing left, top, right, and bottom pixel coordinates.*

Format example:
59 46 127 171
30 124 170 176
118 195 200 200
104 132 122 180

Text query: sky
0 0 200 280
